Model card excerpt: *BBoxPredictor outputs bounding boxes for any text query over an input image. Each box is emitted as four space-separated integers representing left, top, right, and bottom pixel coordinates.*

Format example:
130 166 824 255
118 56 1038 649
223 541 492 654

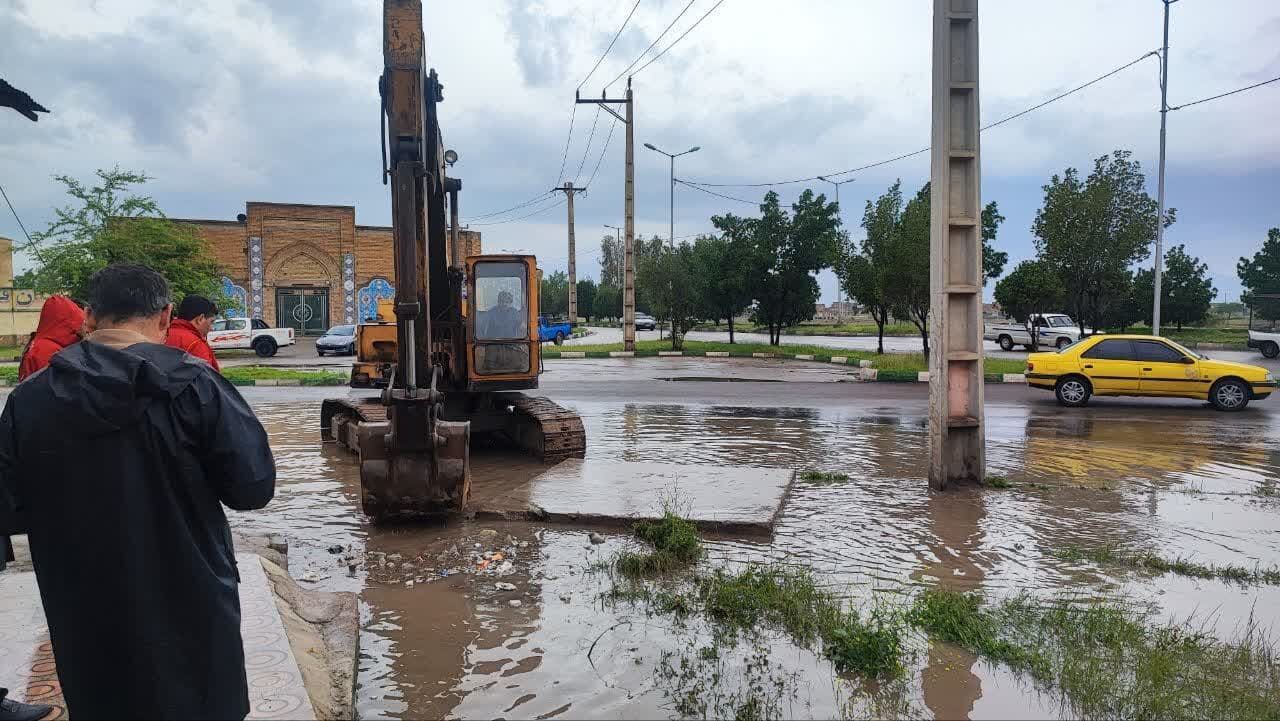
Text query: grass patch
1056 544 1280 586
912 588 1280 720
0 345 23 361
984 474 1012 489
615 512 703 578
1108 325 1248 346
220 366 348 386
548 339 1026 375
0 366 17 383
799 470 849 484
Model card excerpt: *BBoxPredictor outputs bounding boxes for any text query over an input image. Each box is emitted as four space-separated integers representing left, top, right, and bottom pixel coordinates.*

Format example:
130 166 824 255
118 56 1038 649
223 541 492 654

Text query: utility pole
552 181 586 323
643 142 700 248
578 81 635 350
817 175 855 318
928 0 984 490
1152 0 1177 336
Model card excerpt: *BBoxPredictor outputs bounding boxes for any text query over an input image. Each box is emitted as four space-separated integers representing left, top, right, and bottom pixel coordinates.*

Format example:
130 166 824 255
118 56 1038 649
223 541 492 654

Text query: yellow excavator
321 0 585 521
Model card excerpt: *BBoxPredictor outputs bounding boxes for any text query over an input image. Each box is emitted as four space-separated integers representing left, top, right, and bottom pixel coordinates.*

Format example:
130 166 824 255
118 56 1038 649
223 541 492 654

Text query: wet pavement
207 369 1280 720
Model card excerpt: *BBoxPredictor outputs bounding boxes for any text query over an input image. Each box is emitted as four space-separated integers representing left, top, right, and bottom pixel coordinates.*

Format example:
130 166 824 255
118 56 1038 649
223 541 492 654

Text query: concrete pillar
928 0 985 489
0 237 12 287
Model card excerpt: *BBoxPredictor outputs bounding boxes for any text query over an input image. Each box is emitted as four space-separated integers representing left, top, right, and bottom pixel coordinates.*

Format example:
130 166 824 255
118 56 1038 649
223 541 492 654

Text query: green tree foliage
690 231 753 343
539 270 569 319
840 183 901 354
22 167 226 302
993 260 1065 350
889 183 932 356
1159 244 1217 330
593 283 621 322
1110 269 1149 333
719 190 841 345
575 278 597 322
600 233 664 314
1211 301 1246 321
1032 150 1173 335
981 201 1008 284
1237 227 1280 327
599 234 623 288
638 243 701 350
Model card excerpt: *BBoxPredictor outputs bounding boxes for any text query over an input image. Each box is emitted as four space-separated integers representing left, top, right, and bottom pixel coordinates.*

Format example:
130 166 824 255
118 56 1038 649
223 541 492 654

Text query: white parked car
984 313 1089 351
1248 329 1280 359
208 317 296 357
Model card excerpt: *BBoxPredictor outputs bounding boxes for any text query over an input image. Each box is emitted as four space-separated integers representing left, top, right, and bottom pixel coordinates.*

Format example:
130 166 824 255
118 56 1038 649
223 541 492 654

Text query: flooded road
233 380 1280 720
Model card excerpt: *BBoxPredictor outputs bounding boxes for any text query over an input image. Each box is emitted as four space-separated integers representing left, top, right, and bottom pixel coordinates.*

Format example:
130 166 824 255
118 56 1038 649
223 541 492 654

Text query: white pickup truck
208 317 296 357
984 313 1087 351
1247 329 1280 359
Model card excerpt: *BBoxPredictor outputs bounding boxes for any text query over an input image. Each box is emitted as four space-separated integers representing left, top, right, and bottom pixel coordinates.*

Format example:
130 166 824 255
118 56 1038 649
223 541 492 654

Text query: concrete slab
0 555 317 720
471 459 795 534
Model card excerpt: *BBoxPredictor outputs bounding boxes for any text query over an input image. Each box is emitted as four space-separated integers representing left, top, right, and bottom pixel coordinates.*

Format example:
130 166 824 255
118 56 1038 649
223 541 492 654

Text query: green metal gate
276 287 329 336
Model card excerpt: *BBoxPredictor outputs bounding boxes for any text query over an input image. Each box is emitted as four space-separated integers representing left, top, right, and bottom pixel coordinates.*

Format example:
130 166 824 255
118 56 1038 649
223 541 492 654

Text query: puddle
659 376 784 383
234 397 1280 719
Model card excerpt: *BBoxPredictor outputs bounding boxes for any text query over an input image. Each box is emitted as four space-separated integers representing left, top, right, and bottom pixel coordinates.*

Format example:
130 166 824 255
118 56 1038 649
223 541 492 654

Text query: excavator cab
465 255 540 391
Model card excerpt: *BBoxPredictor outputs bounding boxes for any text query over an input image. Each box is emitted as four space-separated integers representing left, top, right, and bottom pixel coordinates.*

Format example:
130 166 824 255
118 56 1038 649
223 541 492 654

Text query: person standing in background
17 295 86 381
166 294 221 371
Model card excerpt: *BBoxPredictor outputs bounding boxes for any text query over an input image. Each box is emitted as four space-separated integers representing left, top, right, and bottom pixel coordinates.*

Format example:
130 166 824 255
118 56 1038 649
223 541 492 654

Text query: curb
543 350 1029 383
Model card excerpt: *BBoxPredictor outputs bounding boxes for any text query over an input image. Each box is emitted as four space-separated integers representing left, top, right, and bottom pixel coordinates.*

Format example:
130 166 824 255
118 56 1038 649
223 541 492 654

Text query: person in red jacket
165 295 221 371
17 295 86 381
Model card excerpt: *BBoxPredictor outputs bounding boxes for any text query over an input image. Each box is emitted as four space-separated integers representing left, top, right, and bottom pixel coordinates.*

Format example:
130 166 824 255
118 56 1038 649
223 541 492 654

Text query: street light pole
643 142 701 248
817 175 855 317
1152 0 1177 337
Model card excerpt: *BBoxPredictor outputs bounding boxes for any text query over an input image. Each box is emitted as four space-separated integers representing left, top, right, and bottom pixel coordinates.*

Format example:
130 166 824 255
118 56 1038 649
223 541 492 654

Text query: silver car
316 324 357 356
634 313 657 331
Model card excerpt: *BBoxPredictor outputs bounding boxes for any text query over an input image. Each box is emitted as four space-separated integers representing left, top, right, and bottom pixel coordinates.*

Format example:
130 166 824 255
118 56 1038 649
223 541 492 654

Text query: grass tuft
1056 544 1280 586
984 474 1013 489
799 470 850 484
615 512 703 578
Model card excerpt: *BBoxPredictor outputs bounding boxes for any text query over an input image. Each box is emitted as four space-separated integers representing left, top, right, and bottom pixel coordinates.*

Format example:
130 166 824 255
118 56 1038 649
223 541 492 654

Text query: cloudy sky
2 0 1278 301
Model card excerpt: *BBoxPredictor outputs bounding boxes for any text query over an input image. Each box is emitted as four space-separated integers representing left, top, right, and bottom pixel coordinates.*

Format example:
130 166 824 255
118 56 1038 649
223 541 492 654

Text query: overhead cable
1170 74 1280 111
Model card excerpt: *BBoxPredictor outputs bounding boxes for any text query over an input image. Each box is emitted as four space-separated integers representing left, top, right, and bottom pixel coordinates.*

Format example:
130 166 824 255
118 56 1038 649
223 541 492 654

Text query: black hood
44 341 207 437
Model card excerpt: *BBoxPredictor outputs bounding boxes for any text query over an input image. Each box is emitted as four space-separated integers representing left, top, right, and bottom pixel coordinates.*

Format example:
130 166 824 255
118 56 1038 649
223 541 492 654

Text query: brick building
178 202 480 335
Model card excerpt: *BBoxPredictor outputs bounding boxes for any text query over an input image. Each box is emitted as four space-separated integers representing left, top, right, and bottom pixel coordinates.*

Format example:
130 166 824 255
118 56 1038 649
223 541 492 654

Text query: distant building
0 236 53 346
176 202 480 336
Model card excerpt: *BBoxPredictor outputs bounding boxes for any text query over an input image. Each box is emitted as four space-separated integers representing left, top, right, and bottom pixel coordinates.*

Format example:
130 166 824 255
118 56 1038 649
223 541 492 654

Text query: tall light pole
643 142 700 248
1152 0 1178 337
817 175 856 317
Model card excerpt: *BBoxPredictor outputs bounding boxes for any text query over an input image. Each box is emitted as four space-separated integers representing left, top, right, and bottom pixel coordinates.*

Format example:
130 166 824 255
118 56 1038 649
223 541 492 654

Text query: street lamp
817 175 856 319
644 143 701 248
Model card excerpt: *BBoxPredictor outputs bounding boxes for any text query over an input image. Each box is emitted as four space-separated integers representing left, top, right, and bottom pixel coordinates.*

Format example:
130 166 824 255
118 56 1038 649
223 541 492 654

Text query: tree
1109 269 1148 333
539 270 569 319
839 254 890 353
981 201 1008 284
993 260 1065 350
1238 228 1280 328
638 243 701 350
725 190 841 345
1160 244 1217 330
1032 150 1173 336
886 183 932 356
842 182 903 354
690 232 753 343
576 278 597 322
22 167 226 302
593 283 621 322
599 234 622 288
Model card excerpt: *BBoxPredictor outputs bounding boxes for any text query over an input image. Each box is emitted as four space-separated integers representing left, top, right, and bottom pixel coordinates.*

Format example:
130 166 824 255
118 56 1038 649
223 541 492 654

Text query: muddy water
236 398 1280 720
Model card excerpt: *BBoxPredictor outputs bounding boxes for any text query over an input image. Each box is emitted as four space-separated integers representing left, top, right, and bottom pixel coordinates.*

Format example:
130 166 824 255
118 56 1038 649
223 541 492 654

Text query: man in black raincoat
0 263 276 720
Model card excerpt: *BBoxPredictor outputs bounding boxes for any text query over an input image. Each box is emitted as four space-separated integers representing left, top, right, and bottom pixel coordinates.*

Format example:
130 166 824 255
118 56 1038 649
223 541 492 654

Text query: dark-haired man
166 294 221 370
0 263 276 719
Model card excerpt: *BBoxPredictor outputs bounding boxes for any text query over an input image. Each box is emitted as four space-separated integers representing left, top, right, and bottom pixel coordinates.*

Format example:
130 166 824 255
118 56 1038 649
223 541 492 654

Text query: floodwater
234 395 1280 720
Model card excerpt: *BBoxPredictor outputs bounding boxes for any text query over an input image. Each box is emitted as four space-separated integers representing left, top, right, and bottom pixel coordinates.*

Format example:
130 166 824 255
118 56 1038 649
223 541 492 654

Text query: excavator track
321 392 585 463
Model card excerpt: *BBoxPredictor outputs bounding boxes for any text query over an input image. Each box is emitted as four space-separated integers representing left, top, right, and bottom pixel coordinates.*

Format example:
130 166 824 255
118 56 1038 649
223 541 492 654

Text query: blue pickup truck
538 316 572 345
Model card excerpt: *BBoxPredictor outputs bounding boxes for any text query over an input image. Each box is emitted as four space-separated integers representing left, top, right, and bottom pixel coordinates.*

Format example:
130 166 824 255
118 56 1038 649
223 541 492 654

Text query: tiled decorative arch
358 277 395 321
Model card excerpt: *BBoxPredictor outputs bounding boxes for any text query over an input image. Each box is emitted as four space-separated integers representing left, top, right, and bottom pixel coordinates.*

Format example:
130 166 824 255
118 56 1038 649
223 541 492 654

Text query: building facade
179 202 480 336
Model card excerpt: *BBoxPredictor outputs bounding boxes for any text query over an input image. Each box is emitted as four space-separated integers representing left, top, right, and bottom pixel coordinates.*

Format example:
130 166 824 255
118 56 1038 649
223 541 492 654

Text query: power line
606 0 700 89
463 191 556 222
577 0 642 90
1169 74 1280 111
684 49 1159 188
630 0 729 78
0 181 46 265
584 116 620 188
675 178 758 205
572 106 603 184
555 103 578 184
468 196 566 226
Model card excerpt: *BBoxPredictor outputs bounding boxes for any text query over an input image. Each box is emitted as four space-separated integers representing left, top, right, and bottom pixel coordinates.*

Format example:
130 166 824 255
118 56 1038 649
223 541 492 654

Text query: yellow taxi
1026 334 1276 411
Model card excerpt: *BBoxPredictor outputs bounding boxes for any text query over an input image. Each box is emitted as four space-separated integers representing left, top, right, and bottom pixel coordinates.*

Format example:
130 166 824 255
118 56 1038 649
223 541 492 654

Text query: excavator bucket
322 398 471 520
